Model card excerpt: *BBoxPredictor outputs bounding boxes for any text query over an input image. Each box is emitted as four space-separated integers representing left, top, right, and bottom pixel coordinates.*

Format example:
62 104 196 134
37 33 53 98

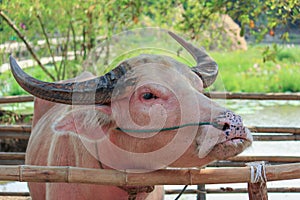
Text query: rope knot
246 161 268 183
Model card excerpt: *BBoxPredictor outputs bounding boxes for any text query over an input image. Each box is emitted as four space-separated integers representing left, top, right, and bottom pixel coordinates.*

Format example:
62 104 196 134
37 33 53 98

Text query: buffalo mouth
208 126 253 160
196 110 253 161
222 128 253 146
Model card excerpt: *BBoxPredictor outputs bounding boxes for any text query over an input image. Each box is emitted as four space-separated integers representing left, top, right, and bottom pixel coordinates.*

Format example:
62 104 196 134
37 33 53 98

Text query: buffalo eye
142 92 157 100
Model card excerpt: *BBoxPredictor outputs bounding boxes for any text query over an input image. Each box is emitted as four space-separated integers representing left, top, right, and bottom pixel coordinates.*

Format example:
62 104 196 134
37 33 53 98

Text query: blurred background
0 1 300 200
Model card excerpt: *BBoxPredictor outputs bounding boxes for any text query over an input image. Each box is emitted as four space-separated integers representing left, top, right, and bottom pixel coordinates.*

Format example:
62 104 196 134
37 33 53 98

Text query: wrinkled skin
25 55 252 200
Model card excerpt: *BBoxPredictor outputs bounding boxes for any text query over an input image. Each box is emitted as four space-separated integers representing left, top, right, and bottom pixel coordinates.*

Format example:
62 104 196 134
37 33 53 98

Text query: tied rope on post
247 161 267 183
246 161 269 200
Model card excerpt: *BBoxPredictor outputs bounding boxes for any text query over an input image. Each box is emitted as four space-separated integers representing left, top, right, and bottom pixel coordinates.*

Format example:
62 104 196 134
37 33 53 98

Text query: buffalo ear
53 105 112 138
95 105 112 116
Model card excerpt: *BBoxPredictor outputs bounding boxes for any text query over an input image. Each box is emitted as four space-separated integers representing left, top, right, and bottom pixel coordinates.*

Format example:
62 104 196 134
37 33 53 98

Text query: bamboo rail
1 125 299 140
0 125 31 132
205 92 300 100
0 92 300 105
1 134 299 141
1 187 300 197
253 135 300 141
0 96 33 104
249 126 300 134
0 93 299 198
0 192 30 197
0 125 31 139
0 163 299 185
1 153 299 164
0 152 25 160
165 187 300 194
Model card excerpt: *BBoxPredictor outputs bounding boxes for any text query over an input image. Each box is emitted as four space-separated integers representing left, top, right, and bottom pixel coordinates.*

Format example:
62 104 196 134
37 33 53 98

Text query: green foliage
211 45 300 92
0 65 57 96
0 0 299 94
1 45 299 96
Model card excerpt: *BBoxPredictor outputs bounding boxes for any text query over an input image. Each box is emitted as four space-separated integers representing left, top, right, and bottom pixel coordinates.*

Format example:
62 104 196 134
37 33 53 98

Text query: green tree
1 0 299 80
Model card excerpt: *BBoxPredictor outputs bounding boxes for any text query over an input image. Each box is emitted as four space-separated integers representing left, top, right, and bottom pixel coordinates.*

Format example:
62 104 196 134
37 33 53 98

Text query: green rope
116 122 220 133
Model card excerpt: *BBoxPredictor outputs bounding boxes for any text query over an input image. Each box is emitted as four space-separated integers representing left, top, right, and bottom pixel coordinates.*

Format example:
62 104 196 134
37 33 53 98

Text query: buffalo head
10 31 252 171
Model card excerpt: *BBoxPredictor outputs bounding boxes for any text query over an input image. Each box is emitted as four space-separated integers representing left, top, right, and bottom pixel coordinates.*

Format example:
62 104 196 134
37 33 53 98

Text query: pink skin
25 56 252 200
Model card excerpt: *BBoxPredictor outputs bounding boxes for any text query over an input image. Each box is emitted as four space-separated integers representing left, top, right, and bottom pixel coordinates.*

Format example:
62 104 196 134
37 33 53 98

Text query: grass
209 45 300 92
0 65 57 96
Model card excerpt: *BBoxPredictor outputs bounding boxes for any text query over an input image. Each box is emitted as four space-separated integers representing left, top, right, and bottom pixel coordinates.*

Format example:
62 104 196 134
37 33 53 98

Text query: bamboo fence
164 187 300 195
0 153 299 165
1 125 300 140
2 187 300 197
0 163 298 185
0 93 299 199
0 92 300 104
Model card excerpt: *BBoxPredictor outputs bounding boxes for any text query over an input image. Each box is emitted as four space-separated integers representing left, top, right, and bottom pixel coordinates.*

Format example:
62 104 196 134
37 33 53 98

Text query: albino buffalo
10 31 252 200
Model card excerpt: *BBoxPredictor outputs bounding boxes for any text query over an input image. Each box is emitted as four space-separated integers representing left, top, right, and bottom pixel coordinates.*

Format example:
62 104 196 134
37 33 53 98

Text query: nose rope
116 122 222 133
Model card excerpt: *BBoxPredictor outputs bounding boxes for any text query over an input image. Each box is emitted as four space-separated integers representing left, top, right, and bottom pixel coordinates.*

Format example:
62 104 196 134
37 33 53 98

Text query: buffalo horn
9 56 130 105
168 31 218 88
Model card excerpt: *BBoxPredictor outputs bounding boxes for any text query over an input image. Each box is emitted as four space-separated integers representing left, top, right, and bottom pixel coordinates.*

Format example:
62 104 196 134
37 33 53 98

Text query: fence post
247 161 268 200
248 182 268 200
197 184 206 200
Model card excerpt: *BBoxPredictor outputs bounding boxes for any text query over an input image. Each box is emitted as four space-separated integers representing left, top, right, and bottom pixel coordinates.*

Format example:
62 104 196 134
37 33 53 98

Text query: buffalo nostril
222 123 230 131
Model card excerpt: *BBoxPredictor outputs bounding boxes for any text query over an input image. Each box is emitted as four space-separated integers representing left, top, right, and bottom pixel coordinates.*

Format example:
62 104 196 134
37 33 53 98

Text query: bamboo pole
1 133 300 141
0 152 25 160
0 131 30 139
0 125 31 139
0 96 34 104
228 156 300 163
0 163 299 185
0 125 31 132
2 187 300 197
0 192 30 197
165 187 300 194
249 126 300 134
0 92 299 104
204 92 300 100
1 153 299 164
253 135 300 141
1 125 298 134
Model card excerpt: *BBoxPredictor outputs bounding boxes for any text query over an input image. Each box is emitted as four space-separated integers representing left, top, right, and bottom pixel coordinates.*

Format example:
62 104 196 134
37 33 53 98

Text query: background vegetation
0 0 299 95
